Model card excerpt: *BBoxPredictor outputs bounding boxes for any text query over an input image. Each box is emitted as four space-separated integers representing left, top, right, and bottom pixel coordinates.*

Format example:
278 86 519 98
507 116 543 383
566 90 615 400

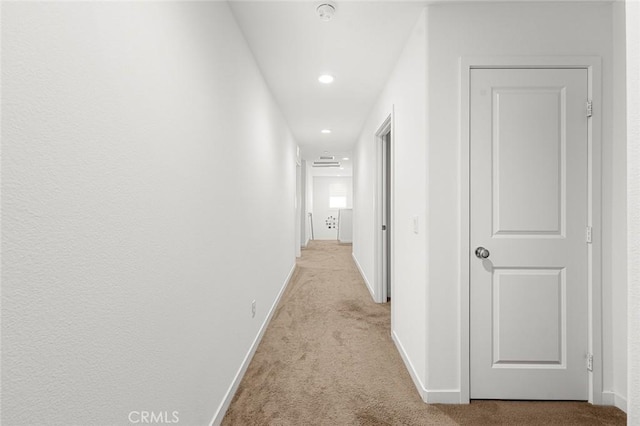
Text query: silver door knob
475 247 490 259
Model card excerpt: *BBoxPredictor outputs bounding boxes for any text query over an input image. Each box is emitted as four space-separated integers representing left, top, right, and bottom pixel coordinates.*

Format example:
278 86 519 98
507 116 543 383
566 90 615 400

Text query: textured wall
627 0 640 422
1 2 296 424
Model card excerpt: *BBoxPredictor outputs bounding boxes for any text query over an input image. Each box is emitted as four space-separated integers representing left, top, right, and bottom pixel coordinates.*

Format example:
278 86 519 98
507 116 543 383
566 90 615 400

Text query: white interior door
470 68 589 400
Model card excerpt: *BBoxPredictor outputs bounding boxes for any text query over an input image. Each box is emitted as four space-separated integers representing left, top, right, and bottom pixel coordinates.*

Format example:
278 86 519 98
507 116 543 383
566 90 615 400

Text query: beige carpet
222 241 626 425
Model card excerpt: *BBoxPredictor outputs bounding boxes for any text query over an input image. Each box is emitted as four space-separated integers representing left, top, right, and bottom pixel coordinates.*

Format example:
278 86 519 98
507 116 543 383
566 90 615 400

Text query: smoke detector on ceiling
316 3 336 22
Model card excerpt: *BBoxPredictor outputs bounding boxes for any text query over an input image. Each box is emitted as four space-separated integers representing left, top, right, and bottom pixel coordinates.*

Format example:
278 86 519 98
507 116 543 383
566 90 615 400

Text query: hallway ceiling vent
313 161 340 168
316 3 336 22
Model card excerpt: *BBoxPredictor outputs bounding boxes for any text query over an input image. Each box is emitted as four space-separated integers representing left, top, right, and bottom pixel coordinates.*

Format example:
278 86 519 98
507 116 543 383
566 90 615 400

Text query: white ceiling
229 1 426 161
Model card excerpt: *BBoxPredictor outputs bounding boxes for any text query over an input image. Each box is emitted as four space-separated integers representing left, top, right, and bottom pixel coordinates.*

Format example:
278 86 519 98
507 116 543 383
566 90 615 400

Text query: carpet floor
221 240 626 425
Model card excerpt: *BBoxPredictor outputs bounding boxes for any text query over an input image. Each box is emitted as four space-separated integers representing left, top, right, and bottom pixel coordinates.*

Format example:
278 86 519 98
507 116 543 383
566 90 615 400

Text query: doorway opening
376 113 393 304
296 153 302 258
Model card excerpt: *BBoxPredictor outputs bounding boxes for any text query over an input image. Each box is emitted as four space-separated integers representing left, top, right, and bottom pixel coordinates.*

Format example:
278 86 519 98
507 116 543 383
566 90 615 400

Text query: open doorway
295 148 302 258
376 114 393 303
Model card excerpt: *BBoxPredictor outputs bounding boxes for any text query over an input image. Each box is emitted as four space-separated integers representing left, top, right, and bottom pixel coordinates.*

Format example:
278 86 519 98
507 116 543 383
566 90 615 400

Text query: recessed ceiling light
318 74 334 84
342 157 349 160
321 129 331 134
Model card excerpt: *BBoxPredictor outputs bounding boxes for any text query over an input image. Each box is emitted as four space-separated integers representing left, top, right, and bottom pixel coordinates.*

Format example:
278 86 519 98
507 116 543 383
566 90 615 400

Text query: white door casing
470 68 589 400
375 113 393 304
382 132 392 302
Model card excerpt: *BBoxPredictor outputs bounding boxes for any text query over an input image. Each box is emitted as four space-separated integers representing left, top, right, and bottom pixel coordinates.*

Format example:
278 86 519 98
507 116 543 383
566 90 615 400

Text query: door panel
470 68 588 400
492 87 565 236
492 268 564 366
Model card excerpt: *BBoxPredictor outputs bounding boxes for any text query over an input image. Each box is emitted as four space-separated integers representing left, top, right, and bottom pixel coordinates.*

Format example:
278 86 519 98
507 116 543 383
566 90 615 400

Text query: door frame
295 146 302 258
459 56 602 404
375 111 394 304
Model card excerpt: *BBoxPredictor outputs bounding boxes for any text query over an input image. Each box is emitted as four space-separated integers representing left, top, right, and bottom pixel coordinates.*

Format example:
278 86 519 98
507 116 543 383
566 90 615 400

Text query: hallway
2 2 639 424
222 242 626 425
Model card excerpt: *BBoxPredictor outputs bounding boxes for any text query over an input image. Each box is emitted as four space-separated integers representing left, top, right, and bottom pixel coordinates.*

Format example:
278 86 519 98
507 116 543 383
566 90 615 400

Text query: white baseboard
424 389 463 404
602 391 627 412
352 252 376 302
391 330 428 401
392 330 462 404
209 263 297 426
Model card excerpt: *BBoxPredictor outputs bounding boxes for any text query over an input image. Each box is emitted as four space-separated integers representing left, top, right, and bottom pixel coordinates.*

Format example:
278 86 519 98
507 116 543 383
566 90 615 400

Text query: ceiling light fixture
342 157 349 160
316 2 336 22
318 74 334 84
321 129 332 134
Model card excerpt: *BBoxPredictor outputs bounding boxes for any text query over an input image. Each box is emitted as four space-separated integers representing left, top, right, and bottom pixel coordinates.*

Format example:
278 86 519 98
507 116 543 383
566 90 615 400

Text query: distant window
330 196 347 209
330 183 347 209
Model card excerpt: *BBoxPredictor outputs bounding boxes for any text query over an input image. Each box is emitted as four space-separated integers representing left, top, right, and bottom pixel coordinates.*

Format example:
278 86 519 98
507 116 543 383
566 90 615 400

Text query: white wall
352 8 428 394
608 0 628 410
626 0 640 422
338 209 353 244
1 3 296 425
424 2 620 404
312 176 353 240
